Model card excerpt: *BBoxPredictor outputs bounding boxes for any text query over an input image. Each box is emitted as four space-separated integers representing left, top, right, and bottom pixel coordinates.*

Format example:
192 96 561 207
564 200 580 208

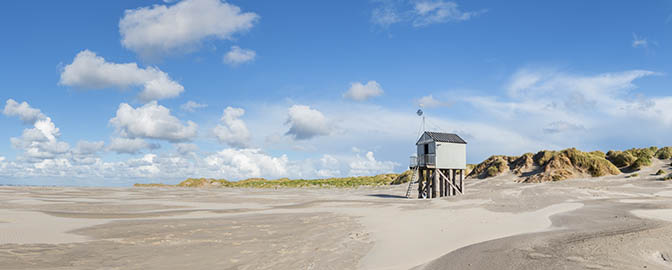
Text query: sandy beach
1 162 672 269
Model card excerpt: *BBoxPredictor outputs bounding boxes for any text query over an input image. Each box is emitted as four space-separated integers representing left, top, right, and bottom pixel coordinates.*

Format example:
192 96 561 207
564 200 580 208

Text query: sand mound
468 148 620 182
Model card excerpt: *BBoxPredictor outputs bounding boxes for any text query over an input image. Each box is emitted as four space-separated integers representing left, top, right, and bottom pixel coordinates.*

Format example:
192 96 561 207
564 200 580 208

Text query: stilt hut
409 131 467 198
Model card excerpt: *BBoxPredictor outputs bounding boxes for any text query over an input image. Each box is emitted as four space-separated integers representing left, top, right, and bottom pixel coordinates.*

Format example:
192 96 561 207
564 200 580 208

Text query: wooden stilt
460 169 465 194
417 169 424 199
438 169 444 197
432 169 439 198
447 169 451 197
452 170 457 196
425 170 432 199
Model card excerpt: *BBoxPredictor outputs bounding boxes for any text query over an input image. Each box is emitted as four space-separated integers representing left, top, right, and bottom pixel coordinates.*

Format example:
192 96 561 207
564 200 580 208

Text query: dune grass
176 174 404 189
137 146 672 188
656 147 672 160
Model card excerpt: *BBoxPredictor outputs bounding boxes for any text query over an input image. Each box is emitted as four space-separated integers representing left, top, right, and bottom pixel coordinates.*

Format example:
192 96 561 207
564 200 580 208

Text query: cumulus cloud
74 140 105 155
213 106 251 148
285 105 330 140
109 101 198 142
180 100 208 112
371 0 484 27
3 99 46 124
223 46 256 66
349 151 397 176
175 143 199 155
108 137 161 154
59 50 184 102
343 81 384 101
203 148 288 179
119 0 259 59
4 100 70 162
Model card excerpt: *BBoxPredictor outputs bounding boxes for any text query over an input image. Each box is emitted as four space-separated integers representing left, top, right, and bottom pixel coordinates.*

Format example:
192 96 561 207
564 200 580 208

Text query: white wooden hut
409 131 467 198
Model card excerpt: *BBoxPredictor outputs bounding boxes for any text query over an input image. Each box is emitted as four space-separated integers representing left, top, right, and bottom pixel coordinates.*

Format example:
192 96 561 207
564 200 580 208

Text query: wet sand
1 161 672 269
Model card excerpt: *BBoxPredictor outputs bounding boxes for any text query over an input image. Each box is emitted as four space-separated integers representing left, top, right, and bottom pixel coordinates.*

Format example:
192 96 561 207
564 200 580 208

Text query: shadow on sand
367 194 408 199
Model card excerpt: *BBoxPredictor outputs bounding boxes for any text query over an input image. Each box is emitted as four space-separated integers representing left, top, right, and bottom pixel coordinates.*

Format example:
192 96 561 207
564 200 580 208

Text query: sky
1 0 672 186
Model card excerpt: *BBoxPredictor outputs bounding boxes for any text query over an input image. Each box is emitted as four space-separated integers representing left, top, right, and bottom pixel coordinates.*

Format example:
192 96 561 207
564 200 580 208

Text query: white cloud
180 101 208 112
60 50 184 102
3 99 46 124
203 148 288 179
417 94 450 108
4 100 71 162
632 33 648 48
285 105 330 140
223 46 256 66
119 0 259 59
371 0 484 28
74 140 105 155
108 137 160 154
213 106 251 148
462 68 669 151
109 101 198 142
412 0 484 27
343 81 384 101
371 4 401 27
542 121 585 134
175 143 199 155
349 151 397 176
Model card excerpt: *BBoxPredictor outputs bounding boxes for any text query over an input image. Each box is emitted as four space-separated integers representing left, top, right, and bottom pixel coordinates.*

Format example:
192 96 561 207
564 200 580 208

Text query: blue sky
1 0 671 186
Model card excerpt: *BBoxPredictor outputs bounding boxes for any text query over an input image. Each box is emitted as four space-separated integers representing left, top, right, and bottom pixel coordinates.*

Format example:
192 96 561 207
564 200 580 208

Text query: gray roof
418 131 467 144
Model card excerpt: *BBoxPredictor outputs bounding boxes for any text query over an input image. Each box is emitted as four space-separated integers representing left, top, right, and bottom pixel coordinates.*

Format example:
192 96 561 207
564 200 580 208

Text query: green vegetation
175 174 403 189
656 147 672 160
136 145 672 188
629 156 652 171
133 183 172 187
606 150 637 168
468 155 510 179
389 170 413 185
662 174 672 181
607 147 659 171
470 148 620 183
563 148 620 177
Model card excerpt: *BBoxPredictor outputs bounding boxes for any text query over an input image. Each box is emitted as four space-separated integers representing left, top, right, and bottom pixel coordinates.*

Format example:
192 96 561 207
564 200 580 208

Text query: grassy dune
135 146 672 188
135 173 410 189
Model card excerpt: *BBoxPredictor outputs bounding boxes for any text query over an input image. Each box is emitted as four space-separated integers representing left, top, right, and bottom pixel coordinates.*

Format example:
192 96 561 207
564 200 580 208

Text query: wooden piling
438 169 444 197
418 169 424 199
460 169 464 194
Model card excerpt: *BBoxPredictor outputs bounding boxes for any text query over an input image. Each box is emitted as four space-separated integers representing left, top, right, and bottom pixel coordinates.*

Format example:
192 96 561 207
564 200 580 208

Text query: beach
2 162 672 269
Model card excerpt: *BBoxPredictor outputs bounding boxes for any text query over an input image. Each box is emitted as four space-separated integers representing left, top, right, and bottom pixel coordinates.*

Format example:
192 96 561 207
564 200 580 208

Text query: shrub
663 174 672 181
390 170 413 185
468 155 510 179
629 157 652 171
656 147 672 160
563 148 620 177
656 169 666 176
606 150 637 168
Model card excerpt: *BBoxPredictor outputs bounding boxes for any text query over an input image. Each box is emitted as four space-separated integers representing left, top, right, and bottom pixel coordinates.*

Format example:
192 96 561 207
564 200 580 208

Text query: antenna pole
422 115 425 132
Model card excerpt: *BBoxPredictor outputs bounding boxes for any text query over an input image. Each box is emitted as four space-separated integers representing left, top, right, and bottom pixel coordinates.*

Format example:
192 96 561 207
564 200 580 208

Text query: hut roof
417 131 467 145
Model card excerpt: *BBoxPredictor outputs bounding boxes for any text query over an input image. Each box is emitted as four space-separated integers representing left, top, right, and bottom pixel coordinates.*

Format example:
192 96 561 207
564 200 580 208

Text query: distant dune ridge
135 146 672 188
